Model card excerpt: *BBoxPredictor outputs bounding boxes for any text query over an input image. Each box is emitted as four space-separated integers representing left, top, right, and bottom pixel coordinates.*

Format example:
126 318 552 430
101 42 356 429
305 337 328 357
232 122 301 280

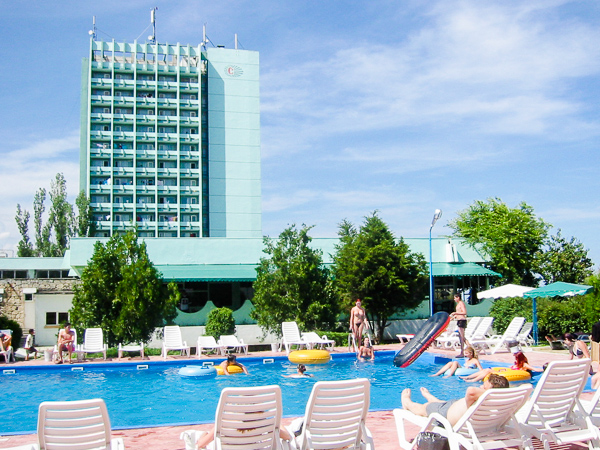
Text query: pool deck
0 343 594 450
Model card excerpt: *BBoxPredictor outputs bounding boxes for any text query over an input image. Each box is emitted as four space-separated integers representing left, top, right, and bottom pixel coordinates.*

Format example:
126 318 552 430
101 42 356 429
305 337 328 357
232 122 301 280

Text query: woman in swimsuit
432 346 482 377
460 351 541 382
564 333 590 360
358 336 375 361
350 299 367 351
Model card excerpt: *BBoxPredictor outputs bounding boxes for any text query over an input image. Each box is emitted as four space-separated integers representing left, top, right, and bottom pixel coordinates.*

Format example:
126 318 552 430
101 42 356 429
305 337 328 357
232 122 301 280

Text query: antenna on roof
88 15 97 39
149 7 158 43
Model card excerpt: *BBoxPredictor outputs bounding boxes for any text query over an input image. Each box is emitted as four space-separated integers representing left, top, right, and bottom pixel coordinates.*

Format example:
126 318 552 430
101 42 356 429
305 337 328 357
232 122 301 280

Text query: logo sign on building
224 65 243 77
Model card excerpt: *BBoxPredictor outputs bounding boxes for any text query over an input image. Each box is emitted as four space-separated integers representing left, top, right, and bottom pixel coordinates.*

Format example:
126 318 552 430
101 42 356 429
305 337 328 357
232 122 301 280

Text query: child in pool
460 351 541 382
432 346 482 377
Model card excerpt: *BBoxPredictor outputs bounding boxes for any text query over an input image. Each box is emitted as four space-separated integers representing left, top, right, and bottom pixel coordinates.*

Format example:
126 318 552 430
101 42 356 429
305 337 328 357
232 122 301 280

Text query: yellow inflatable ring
215 364 244 375
288 350 331 365
485 367 531 382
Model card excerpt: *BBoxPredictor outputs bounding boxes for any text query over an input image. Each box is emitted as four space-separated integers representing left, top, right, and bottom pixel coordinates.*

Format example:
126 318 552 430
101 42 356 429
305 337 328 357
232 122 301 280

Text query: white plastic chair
218 335 248 355
213 385 288 450
301 332 335 351
436 317 484 349
281 322 308 354
162 325 191 360
289 378 373 450
78 328 108 360
516 322 534 348
37 398 124 449
197 335 225 357
118 342 144 359
394 384 533 450
471 317 525 354
516 359 600 450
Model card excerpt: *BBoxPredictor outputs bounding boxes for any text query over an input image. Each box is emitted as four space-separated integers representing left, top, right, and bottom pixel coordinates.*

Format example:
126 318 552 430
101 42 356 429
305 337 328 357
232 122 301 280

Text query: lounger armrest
393 408 451 450
110 437 125 449
361 424 375 450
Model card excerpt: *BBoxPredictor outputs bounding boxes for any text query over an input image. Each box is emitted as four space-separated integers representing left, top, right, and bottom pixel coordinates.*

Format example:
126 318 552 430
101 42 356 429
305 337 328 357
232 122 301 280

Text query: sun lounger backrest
470 317 493 340
282 322 302 342
164 326 184 347
215 385 282 450
454 384 532 437
83 328 104 350
520 359 591 428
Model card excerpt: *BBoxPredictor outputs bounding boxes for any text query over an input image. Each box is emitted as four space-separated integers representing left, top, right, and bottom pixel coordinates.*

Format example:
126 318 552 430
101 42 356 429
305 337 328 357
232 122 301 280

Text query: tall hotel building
80 38 261 238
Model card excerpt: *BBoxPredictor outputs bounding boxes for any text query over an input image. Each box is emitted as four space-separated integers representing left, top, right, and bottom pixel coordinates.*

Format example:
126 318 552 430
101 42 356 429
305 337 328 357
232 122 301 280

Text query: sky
1 0 599 267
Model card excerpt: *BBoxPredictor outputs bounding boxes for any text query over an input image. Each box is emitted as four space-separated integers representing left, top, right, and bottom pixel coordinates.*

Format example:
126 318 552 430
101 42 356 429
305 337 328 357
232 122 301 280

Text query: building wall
0 279 78 345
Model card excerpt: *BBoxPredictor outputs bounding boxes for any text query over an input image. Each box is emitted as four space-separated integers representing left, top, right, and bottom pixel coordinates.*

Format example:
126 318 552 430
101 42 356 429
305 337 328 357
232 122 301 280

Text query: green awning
156 264 258 282
432 262 501 278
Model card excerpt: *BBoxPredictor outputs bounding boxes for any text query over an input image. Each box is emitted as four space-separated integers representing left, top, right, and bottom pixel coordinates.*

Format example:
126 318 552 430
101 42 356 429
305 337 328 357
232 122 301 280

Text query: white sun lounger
162 325 191 360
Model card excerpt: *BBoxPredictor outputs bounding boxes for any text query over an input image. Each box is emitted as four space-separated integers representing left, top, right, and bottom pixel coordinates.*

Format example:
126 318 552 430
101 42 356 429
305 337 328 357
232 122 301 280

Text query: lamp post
429 209 442 317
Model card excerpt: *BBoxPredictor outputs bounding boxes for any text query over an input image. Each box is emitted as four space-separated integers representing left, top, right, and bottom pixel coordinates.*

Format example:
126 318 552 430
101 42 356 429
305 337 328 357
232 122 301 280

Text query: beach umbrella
523 282 593 344
477 284 534 300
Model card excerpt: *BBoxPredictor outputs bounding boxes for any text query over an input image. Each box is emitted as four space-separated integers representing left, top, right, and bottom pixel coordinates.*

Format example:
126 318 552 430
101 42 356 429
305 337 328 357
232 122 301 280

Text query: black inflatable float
393 312 450 368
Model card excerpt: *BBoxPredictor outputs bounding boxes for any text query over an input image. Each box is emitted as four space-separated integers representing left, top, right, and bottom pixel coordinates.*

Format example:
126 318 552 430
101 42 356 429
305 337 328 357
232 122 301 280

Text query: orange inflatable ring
288 350 331 365
485 367 531 382
215 364 244 375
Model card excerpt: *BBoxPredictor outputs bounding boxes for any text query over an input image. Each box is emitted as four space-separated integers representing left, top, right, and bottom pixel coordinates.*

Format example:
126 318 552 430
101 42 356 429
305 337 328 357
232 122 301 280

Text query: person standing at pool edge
350 299 367 351
450 293 467 357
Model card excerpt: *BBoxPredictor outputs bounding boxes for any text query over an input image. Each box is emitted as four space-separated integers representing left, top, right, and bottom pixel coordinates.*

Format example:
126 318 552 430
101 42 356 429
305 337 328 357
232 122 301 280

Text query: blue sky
1 1 599 268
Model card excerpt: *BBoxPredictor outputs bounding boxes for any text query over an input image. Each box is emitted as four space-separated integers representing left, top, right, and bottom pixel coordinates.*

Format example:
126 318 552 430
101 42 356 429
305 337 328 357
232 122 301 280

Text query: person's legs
420 387 442 403
461 368 492 382
357 322 365 345
432 361 453 376
401 388 428 417
457 327 465 357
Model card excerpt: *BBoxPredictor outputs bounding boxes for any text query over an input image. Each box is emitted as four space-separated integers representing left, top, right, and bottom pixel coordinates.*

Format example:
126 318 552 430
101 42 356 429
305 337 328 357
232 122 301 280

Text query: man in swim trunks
401 373 509 426
219 354 249 375
350 299 367 352
56 323 76 364
450 293 467 357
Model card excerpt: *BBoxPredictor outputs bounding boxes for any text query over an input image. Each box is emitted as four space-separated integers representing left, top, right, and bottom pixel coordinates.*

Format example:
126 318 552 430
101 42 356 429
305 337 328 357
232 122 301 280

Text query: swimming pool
1 351 521 434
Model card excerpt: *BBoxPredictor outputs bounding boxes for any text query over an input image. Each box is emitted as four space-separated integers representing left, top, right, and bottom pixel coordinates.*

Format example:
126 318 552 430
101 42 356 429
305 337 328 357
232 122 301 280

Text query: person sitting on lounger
460 351 541 382
432 346 482 377
219 354 249 375
0 331 12 352
401 373 509 426
56 323 76 364
358 336 375 361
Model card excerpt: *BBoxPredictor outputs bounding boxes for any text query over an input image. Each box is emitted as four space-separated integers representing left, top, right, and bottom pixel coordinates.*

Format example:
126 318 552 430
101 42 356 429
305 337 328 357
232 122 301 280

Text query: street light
429 209 442 316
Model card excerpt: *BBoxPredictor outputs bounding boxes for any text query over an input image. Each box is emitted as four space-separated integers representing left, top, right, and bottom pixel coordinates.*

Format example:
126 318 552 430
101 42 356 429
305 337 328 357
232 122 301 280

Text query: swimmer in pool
401 373 509 427
358 336 375 361
432 346 482 377
219 354 249 375
285 364 313 378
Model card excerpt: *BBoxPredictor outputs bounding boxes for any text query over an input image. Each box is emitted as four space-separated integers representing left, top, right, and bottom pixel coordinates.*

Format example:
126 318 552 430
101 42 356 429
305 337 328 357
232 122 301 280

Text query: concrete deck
0 343 594 450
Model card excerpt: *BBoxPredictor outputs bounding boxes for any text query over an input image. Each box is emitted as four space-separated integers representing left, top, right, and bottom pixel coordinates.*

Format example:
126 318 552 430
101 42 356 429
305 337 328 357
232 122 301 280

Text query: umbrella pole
532 297 538 345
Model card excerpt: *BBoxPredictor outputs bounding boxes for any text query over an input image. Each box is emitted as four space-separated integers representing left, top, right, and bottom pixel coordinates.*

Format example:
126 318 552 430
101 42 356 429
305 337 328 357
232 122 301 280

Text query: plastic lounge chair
288 378 374 450
78 328 108 360
37 398 125 449
162 325 191 360
581 386 600 427
218 335 248 355
394 384 533 450
301 332 335 351
197 335 224 357
281 322 308 354
433 320 458 347
118 342 144 359
516 322 534 348
471 317 525 355
462 317 494 347
436 317 484 349
516 359 600 450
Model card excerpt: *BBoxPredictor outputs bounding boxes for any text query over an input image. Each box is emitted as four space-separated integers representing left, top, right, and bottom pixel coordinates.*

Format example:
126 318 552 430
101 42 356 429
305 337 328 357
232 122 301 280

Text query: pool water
2 352 512 434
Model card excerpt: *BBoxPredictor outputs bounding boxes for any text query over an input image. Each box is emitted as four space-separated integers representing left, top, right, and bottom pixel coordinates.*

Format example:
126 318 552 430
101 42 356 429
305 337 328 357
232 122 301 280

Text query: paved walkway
0 344 594 449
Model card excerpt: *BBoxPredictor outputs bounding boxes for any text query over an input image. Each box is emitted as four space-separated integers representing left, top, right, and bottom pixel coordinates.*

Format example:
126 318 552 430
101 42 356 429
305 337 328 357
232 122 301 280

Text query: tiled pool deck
0 343 593 450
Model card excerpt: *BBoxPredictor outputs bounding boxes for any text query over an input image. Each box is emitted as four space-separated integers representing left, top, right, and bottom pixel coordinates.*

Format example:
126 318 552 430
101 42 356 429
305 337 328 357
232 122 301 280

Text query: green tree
449 198 549 286
534 230 593 284
15 173 92 257
251 224 339 337
70 230 179 347
205 308 236 340
15 205 34 257
332 213 428 342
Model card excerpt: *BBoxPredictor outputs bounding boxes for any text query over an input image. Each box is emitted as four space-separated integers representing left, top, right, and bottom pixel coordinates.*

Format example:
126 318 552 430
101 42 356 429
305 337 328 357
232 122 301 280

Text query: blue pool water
1 351 534 434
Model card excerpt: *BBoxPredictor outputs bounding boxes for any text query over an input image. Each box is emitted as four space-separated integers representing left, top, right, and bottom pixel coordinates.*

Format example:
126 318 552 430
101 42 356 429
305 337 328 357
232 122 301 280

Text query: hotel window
46 312 70 326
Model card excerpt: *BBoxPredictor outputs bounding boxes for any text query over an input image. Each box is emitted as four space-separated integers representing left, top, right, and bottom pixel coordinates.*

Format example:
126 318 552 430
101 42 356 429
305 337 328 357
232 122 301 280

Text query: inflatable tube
453 367 478 377
216 365 244 375
178 365 217 378
288 350 331 365
485 367 531 382
393 312 450 368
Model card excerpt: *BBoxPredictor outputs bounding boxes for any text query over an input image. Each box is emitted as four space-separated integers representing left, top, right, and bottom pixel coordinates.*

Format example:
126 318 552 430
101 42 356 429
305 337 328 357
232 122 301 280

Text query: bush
0 316 23 351
205 308 235 340
315 331 347 346
489 297 532 334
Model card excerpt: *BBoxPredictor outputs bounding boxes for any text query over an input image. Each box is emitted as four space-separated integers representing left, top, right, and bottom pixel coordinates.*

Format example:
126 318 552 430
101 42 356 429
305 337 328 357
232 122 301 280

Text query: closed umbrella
524 282 593 344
